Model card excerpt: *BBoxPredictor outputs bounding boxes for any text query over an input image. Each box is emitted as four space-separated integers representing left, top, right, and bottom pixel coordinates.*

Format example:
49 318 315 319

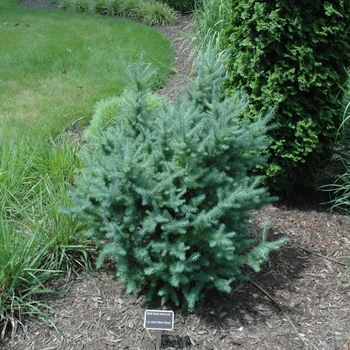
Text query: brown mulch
3 2 350 349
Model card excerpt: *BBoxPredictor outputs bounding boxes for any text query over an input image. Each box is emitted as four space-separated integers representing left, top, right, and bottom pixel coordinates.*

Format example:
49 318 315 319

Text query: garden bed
4 2 350 349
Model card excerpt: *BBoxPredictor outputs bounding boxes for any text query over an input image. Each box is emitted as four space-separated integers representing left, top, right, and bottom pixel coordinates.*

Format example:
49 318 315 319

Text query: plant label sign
144 310 174 331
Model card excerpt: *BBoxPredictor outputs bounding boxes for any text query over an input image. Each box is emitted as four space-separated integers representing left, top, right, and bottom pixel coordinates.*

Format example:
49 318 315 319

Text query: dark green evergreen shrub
68 47 287 310
224 0 350 192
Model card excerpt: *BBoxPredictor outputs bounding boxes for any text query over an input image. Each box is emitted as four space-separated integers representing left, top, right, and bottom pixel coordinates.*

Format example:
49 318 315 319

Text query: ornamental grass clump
60 0 178 25
68 46 287 310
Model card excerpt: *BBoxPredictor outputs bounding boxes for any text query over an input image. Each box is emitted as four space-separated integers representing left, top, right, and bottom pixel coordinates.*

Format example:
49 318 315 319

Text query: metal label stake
156 330 162 349
144 310 174 349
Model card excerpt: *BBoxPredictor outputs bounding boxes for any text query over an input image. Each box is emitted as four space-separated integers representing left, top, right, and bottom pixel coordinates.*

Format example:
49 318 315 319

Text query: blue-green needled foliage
67 46 287 310
224 0 350 192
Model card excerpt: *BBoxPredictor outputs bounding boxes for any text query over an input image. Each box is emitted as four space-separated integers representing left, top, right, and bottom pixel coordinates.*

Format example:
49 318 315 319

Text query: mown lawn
0 1 174 139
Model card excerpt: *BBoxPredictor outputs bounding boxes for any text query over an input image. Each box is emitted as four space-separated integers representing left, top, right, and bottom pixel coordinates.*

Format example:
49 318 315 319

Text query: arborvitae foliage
68 47 287 310
224 0 350 192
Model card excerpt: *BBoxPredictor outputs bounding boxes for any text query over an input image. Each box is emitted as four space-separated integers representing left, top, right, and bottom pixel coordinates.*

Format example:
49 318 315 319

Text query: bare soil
3 2 350 349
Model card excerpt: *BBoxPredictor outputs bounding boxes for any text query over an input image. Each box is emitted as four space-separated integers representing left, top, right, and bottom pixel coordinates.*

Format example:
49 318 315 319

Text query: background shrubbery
224 0 350 192
60 0 178 25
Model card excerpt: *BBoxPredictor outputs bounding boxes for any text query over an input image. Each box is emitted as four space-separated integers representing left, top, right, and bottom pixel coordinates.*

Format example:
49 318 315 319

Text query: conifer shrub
224 0 350 192
68 48 287 310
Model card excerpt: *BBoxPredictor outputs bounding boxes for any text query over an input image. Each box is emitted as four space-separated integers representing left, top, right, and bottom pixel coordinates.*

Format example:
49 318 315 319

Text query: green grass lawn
0 0 175 331
0 1 174 139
